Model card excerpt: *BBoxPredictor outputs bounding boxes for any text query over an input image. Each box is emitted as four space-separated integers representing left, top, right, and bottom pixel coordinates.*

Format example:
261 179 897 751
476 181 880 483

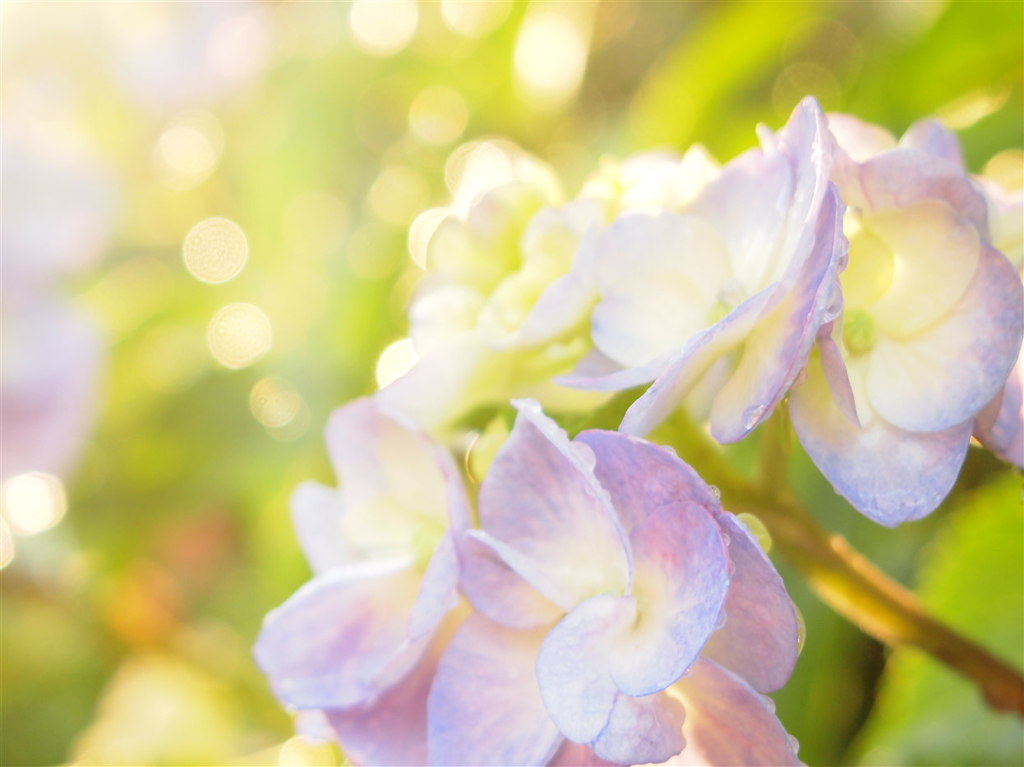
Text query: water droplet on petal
787 735 801 754
742 404 767 431
759 693 776 714
709 485 721 501
795 604 806 655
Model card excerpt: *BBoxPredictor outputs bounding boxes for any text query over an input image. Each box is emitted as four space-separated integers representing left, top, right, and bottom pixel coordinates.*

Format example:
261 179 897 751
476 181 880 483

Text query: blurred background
2 1 1022 765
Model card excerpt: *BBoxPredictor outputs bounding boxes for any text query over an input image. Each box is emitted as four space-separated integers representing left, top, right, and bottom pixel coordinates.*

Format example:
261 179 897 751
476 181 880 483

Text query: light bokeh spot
183 217 249 284
1 472 67 536
375 337 419 388
409 85 469 146
514 7 590 109
368 164 430 226
408 207 449 269
440 0 511 38
349 0 419 56
0 517 14 570
206 303 272 369
153 110 224 190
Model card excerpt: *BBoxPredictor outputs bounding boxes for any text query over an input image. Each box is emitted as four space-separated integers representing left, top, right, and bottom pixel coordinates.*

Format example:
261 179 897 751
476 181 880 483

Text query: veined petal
700 513 800 693
477 401 630 612
461 531 568 629
576 429 720 534
290 481 346 575
608 503 730 697
867 243 1024 433
590 692 686 766
327 627 452 767
428 614 563 767
536 594 638 745
668 658 800 767
253 557 424 709
790 351 972 525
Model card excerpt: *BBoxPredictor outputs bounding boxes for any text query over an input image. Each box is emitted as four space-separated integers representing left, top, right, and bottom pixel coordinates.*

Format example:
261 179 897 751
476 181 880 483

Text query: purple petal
536 595 638 745
608 503 730 697
253 558 426 709
327 628 451 767
590 691 686 766
459 532 566 630
671 658 800 766
428 614 563 766
900 119 964 167
789 350 973 525
576 429 720 534
706 185 845 443
409 533 461 640
700 514 800 693
477 401 630 612
290 481 346 575
974 354 1023 467
866 244 1024 433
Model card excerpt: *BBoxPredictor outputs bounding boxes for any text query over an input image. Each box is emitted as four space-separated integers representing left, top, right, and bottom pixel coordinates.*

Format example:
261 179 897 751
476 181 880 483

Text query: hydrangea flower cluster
258 96 1022 766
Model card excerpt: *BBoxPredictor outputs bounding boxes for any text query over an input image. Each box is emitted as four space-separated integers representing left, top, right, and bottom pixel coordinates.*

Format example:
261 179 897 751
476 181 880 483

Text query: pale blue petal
671 658 800 766
790 351 973 525
974 355 1023 467
590 691 686 766
536 595 637 745
700 513 800 693
899 119 964 167
253 558 425 709
428 614 563 766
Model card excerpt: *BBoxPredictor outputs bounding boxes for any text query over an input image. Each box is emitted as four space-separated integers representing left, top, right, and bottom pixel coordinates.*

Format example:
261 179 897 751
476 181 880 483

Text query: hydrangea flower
789 115 1024 524
563 97 846 444
427 401 801 766
254 398 469 766
379 142 609 433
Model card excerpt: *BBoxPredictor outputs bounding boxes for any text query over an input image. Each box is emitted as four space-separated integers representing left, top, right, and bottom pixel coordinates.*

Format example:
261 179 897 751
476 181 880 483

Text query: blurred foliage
1 1 1021 766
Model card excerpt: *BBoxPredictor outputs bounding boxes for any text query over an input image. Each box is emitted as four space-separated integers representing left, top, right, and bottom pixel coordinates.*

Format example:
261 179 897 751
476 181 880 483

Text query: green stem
653 411 1024 717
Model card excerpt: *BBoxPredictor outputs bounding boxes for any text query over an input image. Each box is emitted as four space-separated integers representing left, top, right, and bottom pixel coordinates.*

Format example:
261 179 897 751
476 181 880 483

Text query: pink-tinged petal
576 430 720 534
974 354 1023 467
253 558 426 709
707 185 846 443
669 658 800 767
789 351 973 525
327 628 451 767
478 401 630 611
459 532 565 630
290 482 346 575
609 503 729 697
900 119 964 167
817 322 860 427
428 614 563 766
867 244 1024 433
619 288 778 438
536 595 638 745
857 149 988 235
591 692 686 766
547 741 620 767
700 514 799 693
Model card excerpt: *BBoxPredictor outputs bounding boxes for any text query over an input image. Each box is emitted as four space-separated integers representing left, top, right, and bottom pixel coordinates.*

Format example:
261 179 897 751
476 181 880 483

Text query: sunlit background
2 2 1022 765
